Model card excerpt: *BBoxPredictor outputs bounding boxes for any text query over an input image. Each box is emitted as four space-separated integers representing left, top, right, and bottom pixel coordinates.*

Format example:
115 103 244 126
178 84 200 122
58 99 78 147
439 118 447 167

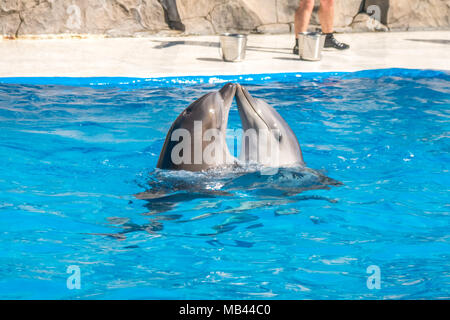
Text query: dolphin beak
217 83 237 131
235 84 269 130
219 82 237 108
235 84 258 111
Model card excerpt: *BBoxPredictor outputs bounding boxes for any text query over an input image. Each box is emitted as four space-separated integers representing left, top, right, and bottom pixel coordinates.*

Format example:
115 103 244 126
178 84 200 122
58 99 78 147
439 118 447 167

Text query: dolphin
235 84 305 167
157 83 237 171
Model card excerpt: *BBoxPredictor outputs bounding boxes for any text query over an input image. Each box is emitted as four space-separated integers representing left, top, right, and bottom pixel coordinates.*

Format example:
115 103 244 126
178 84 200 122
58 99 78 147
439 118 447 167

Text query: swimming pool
0 68 449 299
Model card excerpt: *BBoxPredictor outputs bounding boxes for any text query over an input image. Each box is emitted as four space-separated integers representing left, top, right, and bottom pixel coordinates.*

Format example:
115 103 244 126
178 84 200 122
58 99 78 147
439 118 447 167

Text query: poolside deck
0 31 449 78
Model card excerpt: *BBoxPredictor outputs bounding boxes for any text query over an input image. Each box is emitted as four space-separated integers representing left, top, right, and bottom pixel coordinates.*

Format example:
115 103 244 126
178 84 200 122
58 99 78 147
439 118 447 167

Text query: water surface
0 69 449 299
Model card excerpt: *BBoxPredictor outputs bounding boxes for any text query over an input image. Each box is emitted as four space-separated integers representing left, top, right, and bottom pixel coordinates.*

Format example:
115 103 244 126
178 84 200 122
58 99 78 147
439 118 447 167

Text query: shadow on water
87 217 164 241
90 166 341 241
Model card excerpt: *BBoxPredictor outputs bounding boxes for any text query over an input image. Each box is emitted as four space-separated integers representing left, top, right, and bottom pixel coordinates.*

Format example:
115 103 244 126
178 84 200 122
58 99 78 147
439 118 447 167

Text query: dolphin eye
185 108 192 115
273 129 282 142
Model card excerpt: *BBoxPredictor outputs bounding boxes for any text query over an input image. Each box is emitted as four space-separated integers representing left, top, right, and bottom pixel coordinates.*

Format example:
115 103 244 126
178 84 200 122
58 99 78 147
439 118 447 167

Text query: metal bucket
298 32 325 61
219 33 247 62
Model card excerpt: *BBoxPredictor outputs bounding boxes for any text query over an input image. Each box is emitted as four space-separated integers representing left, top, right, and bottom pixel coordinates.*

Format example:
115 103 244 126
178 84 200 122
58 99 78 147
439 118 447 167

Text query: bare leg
320 0 349 50
294 0 315 39
318 0 334 33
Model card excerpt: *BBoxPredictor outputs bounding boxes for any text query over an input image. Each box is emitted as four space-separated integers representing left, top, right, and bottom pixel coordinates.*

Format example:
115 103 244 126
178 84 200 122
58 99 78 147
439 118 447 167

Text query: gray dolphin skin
157 83 237 171
235 84 305 167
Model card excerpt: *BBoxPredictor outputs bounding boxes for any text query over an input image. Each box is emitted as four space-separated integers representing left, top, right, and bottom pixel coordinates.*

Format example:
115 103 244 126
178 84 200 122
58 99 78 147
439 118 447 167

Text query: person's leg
319 0 350 50
318 0 334 33
294 0 315 37
293 0 315 54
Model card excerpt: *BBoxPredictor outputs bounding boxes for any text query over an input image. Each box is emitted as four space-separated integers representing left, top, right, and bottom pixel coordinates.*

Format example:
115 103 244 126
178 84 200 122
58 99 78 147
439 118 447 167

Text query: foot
324 33 349 50
293 44 299 55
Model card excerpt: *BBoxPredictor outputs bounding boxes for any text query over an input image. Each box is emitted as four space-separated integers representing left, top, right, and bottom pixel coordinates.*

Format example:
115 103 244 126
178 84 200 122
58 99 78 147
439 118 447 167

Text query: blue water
0 69 449 299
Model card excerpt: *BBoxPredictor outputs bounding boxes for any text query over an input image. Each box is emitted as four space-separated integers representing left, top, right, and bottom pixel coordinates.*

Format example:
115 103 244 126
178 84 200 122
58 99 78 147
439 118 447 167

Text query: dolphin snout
219 82 237 106
235 84 259 120
235 83 244 104
235 84 256 109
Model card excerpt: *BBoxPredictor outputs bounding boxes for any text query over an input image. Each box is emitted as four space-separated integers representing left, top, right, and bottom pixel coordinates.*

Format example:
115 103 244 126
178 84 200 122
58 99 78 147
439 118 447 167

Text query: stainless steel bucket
219 33 247 62
298 32 326 61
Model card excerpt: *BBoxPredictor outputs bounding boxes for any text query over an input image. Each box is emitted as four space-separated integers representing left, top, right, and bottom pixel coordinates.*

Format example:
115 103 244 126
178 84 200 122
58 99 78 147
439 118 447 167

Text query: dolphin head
177 82 236 134
157 83 237 171
235 84 305 167
187 83 236 132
